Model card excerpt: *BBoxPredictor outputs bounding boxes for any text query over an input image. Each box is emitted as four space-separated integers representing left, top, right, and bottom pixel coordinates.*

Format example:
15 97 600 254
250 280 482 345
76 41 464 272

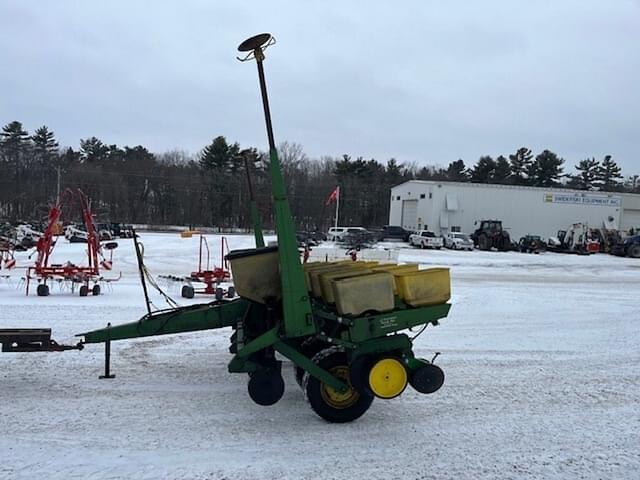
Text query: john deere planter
78 33 451 423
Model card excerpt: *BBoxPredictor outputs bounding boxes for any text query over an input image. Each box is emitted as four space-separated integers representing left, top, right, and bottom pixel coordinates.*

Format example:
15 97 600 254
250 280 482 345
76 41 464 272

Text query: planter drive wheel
302 346 374 423
293 339 329 387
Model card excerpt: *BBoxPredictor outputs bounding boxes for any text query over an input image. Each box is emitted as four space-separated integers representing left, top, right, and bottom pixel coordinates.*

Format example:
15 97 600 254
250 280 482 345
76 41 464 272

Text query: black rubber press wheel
303 347 373 423
410 363 445 394
247 369 285 406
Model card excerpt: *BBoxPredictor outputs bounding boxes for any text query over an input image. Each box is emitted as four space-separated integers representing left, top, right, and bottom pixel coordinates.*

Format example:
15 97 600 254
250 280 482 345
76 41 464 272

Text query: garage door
621 209 640 231
401 200 418 230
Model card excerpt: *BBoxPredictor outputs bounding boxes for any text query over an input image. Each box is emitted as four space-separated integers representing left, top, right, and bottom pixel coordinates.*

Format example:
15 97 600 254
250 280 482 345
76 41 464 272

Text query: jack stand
99 323 115 379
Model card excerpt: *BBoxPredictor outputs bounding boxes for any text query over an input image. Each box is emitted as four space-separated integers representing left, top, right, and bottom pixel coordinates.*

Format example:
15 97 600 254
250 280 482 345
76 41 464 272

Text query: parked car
306 230 327 242
409 230 444 249
111 223 135 238
327 226 366 241
296 231 320 247
611 235 640 258
443 232 473 250
339 229 377 249
373 225 413 242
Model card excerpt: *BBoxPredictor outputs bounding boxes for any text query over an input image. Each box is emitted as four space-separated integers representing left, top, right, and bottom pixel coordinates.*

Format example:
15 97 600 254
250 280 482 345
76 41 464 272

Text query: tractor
471 220 511 251
75 34 452 423
518 235 545 254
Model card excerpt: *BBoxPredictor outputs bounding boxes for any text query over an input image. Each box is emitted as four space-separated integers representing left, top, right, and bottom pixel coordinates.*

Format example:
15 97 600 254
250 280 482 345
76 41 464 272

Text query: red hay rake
159 235 233 299
26 188 118 297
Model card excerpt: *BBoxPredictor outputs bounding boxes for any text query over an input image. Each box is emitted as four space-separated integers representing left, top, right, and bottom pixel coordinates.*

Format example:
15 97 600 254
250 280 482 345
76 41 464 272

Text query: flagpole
334 186 340 228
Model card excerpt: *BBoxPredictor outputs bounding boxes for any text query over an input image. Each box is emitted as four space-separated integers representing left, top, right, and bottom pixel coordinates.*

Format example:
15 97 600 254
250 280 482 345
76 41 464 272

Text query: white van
327 226 366 241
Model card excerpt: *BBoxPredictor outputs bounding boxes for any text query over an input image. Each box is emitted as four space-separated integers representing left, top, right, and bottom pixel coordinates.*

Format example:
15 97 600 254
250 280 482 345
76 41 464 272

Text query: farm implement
0 237 16 271
161 235 234 299
76 34 453 422
26 188 119 297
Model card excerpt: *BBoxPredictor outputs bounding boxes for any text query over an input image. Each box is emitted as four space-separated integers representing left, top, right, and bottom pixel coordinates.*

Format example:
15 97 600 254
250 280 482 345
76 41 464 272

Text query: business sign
543 192 621 207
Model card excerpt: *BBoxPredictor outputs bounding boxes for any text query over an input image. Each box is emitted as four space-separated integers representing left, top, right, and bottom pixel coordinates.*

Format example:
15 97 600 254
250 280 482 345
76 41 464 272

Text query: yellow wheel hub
368 357 408 399
320 366 360 409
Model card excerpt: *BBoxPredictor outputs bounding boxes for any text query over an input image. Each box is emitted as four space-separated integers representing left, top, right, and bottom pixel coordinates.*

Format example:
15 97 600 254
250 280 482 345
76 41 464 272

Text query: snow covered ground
1 233 639 480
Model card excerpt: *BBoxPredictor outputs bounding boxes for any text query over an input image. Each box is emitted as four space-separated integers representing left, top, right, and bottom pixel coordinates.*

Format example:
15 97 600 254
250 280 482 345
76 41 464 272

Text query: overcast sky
1 1 639 173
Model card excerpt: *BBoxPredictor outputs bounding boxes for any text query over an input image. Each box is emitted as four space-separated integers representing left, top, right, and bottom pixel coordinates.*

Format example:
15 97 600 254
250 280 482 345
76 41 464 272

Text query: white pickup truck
409 230 444 249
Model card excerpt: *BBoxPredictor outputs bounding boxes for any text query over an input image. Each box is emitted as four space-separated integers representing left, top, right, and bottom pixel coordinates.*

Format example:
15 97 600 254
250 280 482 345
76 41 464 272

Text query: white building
389 180 640 240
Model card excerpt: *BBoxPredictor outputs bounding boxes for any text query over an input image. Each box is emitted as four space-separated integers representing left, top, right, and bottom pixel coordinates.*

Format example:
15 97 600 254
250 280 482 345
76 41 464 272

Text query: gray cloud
0 0 638 173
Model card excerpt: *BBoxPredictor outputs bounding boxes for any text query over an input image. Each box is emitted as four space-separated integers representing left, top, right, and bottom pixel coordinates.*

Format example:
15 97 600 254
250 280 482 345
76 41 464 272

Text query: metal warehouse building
389 180 640 240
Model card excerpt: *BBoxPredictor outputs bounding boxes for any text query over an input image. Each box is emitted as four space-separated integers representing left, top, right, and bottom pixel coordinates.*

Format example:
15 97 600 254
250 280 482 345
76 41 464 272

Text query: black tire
629 245 640 258
79 285 89 297
410 363 445 394
215 287 224 300
247 369 285 406
92 284 101 296
303 347 374 423
227 286 236 298
36 284 49 297
478 234 491 251
294 339 329 387
181 285 195 299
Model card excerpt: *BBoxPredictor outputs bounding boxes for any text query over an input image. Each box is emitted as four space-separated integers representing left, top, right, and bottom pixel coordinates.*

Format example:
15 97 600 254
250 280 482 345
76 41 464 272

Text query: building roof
391 179 640 199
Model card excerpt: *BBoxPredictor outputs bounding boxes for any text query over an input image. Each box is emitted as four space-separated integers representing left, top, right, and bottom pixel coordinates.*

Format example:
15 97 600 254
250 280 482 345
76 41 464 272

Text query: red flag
325 186 339 206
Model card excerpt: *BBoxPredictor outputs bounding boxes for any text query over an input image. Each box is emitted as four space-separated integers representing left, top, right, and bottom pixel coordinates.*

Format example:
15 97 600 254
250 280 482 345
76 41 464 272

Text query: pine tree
596 155 623 191
445 159 468 182
200 136 236 172
60 147 81 168
80 136 109 163
527 150 564 187
385 158 404 185
493 155 511 184
470 156 496 183
31 126 59 165
0 121 30 162
508 147 533 185
567 158 599 190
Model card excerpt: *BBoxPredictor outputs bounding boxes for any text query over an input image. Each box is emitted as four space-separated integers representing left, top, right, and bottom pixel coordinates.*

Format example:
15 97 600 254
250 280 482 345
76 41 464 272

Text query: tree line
422 147 636 192
1 120 638 230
